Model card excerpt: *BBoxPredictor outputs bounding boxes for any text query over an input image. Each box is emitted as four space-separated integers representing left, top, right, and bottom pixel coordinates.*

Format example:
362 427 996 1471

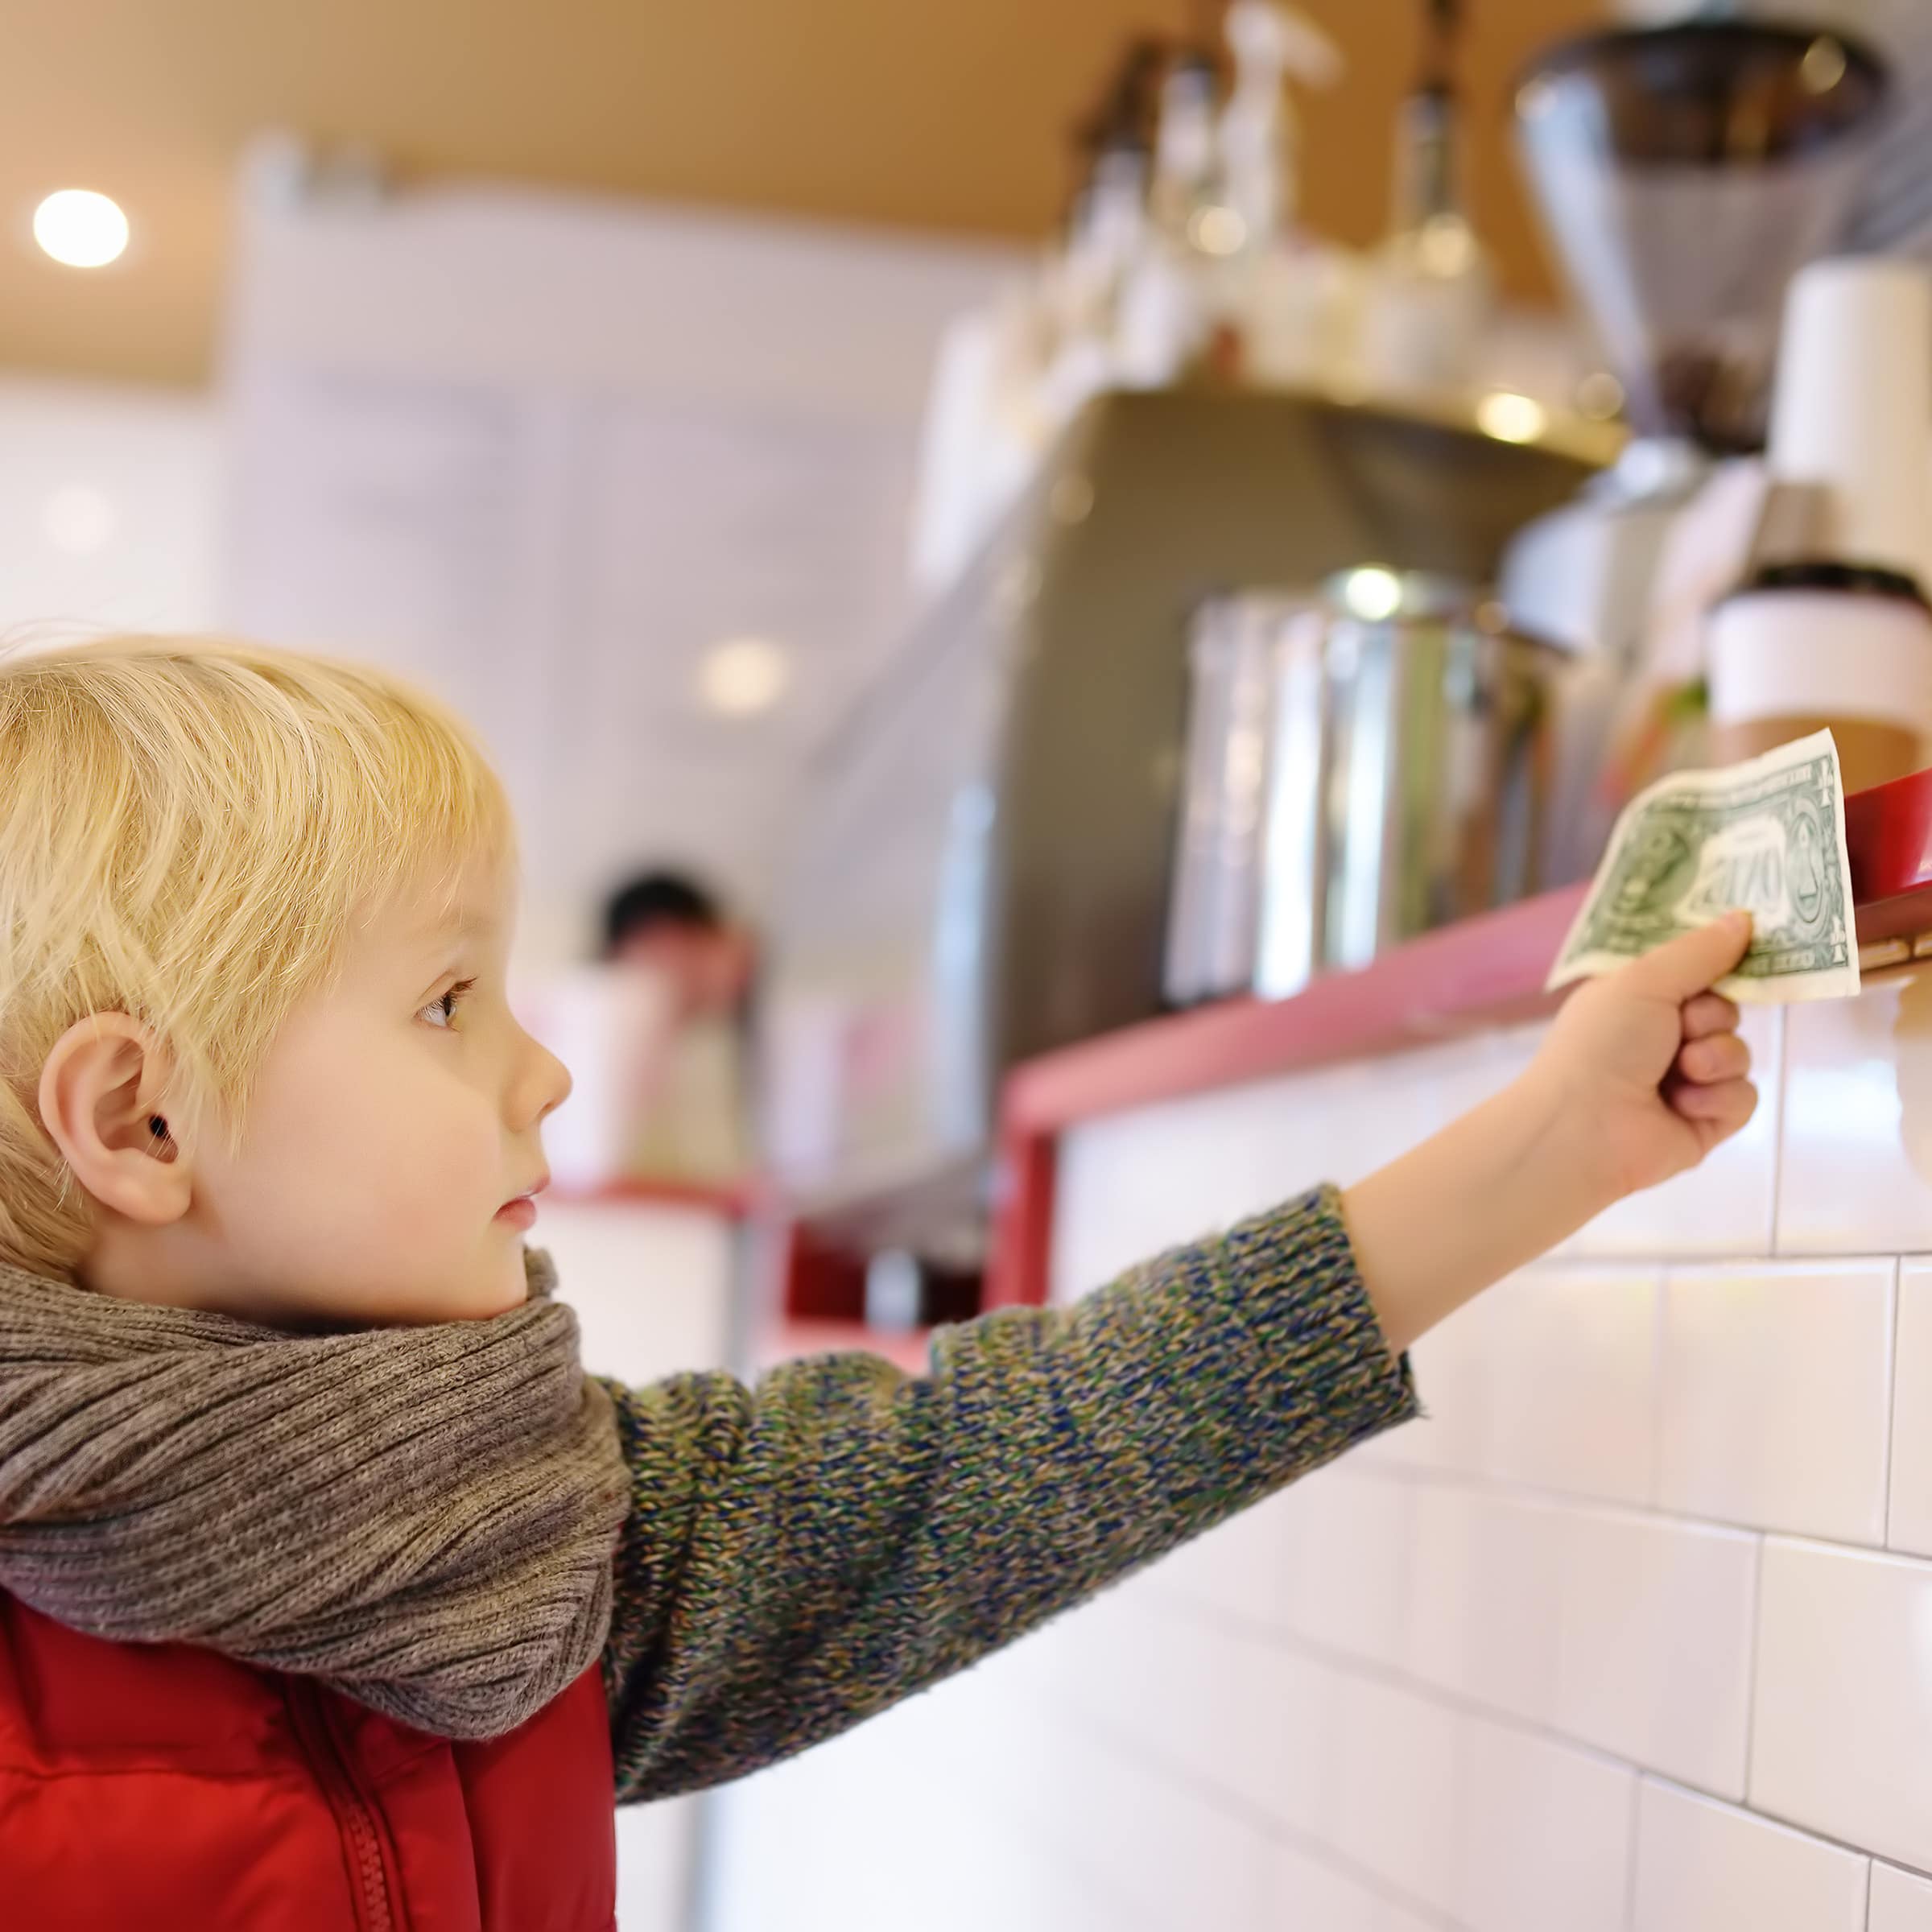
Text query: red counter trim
985 766 1932 1311
1844 763 1932 944
547 1177 759 1220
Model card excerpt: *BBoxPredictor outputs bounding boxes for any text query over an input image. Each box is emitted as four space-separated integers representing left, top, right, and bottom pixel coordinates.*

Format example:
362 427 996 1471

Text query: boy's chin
395 1253 530 1327
466 1256 531 1319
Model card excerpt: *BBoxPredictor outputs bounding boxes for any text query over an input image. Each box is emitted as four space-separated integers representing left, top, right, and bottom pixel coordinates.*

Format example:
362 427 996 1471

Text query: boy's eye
419 980 475 1030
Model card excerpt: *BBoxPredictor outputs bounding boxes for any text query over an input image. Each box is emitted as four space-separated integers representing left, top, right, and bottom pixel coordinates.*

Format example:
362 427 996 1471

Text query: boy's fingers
1677 1033 1752 1086
1624 911 1753 1004
1682 993 1742 1042
1670 1075 1758 1132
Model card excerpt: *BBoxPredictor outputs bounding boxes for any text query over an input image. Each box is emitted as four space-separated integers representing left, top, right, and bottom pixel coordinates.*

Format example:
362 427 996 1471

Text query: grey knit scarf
0 1248 630 1740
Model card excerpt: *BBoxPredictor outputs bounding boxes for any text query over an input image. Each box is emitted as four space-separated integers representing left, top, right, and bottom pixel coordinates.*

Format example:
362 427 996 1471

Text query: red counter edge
983 765 1932 1311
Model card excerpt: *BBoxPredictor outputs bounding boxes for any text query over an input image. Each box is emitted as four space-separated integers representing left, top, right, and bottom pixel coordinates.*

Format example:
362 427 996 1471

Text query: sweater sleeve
598 1184 1416 1804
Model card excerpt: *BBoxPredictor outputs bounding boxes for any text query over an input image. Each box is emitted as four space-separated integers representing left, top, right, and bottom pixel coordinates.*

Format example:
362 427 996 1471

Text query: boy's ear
38 1014 192 1226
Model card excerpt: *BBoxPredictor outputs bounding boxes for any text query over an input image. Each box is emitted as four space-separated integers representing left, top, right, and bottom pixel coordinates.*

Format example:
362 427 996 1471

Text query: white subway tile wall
1629 1781 1868 1932
1473 1268 1663 1504
1781 985 1932 1255
1549 1508 1757 1798
1886 1263 1932 1556
1402 1485 1564 1725
1751 1538 1932 1871
1873 1864 1932 1932
1657 1261 1894 1543
1455 1719 1633 1932
707 985 1932 1931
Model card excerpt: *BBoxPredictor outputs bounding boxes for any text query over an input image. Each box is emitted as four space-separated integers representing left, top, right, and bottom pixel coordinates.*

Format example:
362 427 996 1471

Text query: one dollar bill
1547 729 1860 1005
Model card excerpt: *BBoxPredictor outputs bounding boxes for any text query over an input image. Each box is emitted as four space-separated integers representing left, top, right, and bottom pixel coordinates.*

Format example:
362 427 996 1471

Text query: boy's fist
1530 911 1759 1203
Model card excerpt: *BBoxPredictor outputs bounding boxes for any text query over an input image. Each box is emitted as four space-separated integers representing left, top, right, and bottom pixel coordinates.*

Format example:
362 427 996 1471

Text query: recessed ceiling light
33 189 130 268
696 637 791 717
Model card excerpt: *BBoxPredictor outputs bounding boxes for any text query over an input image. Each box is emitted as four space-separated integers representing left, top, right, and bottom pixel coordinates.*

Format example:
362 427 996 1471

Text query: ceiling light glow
33 189 130 268
697 637 791 717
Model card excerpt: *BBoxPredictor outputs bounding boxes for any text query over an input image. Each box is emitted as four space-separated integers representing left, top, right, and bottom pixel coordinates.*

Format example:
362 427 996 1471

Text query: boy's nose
510 1030 573 1130
535 1042 573 1123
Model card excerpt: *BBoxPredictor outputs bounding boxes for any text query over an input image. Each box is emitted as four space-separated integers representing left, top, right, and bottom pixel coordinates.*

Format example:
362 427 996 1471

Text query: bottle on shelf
1150 43 1223 247
1357 0 1495 402
1212 2 1352 391
1041 38 1168 421
1115 41 1225 388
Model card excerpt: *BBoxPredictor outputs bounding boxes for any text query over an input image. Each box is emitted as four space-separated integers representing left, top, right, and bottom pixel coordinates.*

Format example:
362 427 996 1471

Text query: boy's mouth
495 1174 548 1232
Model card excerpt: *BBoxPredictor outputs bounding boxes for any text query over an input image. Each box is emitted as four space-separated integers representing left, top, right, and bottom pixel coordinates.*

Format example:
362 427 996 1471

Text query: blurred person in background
601 869 754 1187
602 870 754 1029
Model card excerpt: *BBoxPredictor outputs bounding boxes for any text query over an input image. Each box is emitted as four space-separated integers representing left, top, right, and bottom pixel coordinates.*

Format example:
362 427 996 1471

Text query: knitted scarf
0 1248 630 1740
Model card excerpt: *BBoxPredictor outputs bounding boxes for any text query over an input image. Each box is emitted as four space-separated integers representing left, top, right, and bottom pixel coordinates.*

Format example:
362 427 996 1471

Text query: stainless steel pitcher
1166 574 1558 1004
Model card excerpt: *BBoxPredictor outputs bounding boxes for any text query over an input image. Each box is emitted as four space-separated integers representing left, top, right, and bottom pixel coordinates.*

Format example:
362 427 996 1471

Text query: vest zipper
287 1682 399 1932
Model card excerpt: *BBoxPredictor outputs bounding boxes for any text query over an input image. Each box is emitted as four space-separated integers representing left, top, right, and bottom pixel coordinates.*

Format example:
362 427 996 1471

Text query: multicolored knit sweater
597 1184 1416 1802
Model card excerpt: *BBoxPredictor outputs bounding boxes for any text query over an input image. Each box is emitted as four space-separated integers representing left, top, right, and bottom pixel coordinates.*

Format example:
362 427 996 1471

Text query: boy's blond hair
0 634 512 1278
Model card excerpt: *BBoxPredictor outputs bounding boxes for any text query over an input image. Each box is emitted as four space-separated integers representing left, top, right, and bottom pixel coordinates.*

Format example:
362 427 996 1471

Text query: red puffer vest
0 1592 617 1930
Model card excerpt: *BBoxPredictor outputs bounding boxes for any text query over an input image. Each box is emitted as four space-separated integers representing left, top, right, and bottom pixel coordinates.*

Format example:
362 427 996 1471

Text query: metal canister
1165 575 1558 1004
1164 593 1323 1005
1305 570 1555 985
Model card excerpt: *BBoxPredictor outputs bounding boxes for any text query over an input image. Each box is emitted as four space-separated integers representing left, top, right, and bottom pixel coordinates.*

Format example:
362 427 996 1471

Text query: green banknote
1548 729 1860 1005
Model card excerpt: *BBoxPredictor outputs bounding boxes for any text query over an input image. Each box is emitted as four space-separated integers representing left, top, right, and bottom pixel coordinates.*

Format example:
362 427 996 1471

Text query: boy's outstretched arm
600 1184 1406 1802
601 915 1755 1802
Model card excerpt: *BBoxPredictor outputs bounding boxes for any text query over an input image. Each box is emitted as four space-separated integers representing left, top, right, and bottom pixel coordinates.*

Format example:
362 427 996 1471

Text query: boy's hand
1528 910 1759 1204
1346 911 1759 1355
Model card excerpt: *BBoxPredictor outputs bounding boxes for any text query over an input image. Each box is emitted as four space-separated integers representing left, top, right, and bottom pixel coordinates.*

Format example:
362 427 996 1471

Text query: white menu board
222 180 1015 965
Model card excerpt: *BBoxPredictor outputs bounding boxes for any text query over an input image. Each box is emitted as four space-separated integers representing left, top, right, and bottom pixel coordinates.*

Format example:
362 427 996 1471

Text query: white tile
1048 1043 1461 1302
1047 1029 1530 1305
1034 1584 1160 1724
1480 1266 1662 1504
614 1796 697 1929
1553 1507 1757 1798
1247 1647 1344 1840
1149 1484 1286 1627
1456 1716 1634 1932
1376 1905 1447 1932
1872 1863 1932 1932
1027 1719 1274 1932
705 1685 1060 1932
1571 1005 1782 1259
1066 1586 1335 1838
1778 980 1932 1256
1405 1485 1564 1727
1888 1265 1932 1558
1381 1290 1496 1476
1387 1264 1659 1504
1630 1780 1867 1932
1333 1674 1465 1913
1282 1466 1411 1667
1751 1538 1932 1870
1658 1261 1893 1543
1266 1845 1385 1932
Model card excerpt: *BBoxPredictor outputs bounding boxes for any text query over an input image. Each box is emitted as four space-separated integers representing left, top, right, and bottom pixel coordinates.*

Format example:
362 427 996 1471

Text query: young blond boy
0 637 1755 1929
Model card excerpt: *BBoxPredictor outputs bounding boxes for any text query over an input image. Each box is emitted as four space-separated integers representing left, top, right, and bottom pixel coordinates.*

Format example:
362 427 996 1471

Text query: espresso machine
1499 13 1892 861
